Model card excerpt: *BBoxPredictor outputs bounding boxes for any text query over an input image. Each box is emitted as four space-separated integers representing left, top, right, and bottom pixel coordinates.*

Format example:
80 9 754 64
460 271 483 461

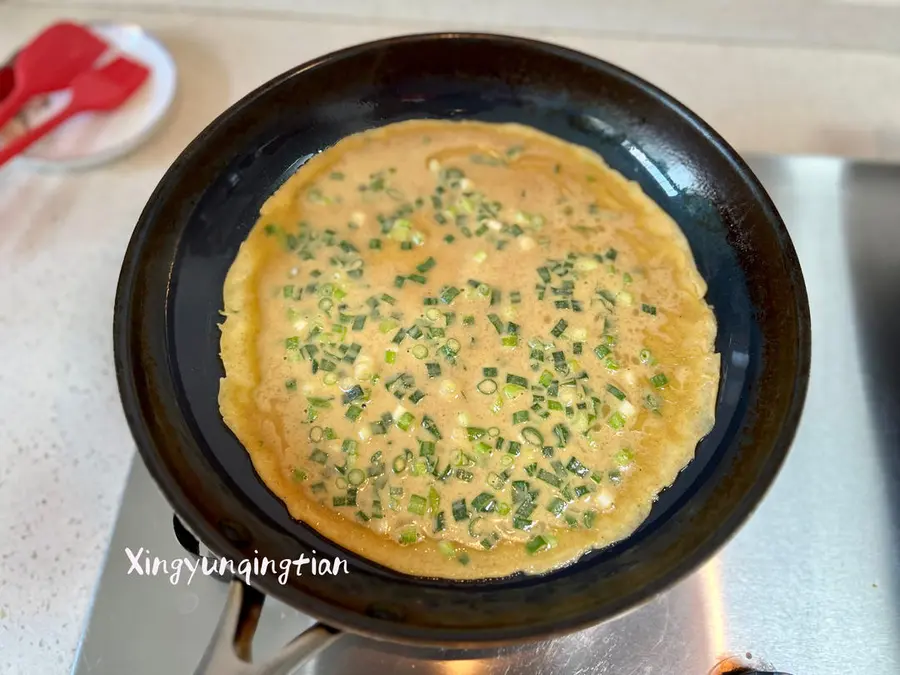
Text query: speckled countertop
2 1 900 673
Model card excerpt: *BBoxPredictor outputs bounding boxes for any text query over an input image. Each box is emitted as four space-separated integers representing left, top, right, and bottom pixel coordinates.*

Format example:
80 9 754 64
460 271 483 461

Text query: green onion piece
417 257 436 273
426 362 442 378
455 468 474 482
347 468 365 486
641 304 657 315
593 345 611 359
345 405 363 421
552 423 570 446
651 373 669 388
408 494 427 515
525 535 549 554
466 427 487 441
487 472 505 490
352 315 367 331
512 410 530 425
483 367 498 377
547 497 566 516
412 344 429 360
399 527 419 545
606 384 626 401
452 499 469 521
507 374 528 388
550 319 568 338
487 314 504 333
392 455 408 473
385 349 397 364
439 286 461 304
537 469 561 488
396 411 415 431
614 448 635 466
310 448 328 464
421 416 442 439
566 457 589 477
501 335 519 347
608 411 626 430
521 427 544 446
477 378 498 395
428 487 441 513
471 492 497 513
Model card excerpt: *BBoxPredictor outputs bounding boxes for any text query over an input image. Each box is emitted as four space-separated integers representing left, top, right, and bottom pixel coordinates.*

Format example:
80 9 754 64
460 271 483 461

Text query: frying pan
113 33 810 675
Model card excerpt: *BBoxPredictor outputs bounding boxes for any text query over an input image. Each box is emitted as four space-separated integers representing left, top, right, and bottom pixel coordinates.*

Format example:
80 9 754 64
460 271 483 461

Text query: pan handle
194 579 344 675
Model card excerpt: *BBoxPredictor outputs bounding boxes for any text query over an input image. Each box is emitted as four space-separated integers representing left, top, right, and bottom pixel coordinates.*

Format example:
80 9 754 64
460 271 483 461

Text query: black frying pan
113 33 810 675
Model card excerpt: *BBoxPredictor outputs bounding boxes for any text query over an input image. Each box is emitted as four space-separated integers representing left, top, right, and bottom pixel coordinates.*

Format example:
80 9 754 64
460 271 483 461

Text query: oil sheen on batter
219 120 719 580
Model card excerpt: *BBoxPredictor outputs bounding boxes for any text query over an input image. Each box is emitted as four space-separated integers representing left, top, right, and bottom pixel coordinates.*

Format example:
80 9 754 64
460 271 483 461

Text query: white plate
0 22 177 171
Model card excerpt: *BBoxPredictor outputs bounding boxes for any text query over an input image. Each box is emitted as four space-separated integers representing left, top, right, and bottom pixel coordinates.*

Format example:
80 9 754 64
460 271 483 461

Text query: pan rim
114 30 811 646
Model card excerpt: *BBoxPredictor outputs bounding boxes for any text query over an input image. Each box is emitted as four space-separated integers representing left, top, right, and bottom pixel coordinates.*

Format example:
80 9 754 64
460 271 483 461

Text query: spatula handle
0 104 75 168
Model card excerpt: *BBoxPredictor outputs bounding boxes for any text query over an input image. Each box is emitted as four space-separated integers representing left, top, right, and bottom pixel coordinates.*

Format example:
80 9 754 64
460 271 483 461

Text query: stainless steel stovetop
72 156 900 674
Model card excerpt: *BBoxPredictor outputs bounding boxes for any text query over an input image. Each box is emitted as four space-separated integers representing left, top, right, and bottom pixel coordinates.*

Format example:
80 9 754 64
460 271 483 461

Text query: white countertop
1 2 899 673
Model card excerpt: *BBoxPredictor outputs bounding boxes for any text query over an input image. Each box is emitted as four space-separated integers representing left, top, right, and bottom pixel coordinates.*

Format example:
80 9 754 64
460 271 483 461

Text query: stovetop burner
73 156 900 674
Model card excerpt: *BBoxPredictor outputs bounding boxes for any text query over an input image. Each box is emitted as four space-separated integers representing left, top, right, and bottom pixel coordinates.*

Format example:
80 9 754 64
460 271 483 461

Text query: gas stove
72 156 900 674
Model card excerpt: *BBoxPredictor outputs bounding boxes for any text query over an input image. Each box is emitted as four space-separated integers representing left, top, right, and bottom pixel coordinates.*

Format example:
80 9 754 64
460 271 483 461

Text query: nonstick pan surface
114 33 810 647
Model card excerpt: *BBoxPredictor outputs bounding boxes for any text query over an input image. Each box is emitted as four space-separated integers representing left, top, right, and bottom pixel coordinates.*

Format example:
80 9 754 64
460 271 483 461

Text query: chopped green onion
466 427 487 441
593 345 611 359
399 527 419 545
471 492 497 513
608 411 626 430
477 378 498 394
421 416 442 439
550 319 568 338
426 362 442 378
552 423 570 446
439 286 461 304
566 457 589 477
412 344 429 359
641 304 657 315
512 410 530 425
396 411 415 431
521 427 544 446
452 498 469 521
525 535 550 554
408 494 427 515
547 497 566 516
651 373 669 388
606 384 626 401
537 469 561 488
614 448 635 467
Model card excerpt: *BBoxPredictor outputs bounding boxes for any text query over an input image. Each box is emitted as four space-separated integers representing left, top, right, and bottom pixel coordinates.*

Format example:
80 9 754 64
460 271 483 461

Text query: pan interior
121 33 808 644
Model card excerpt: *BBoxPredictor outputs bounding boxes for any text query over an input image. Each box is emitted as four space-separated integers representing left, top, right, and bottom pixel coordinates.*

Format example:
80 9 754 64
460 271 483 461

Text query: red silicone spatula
0 22 108 131
0 57 150 168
